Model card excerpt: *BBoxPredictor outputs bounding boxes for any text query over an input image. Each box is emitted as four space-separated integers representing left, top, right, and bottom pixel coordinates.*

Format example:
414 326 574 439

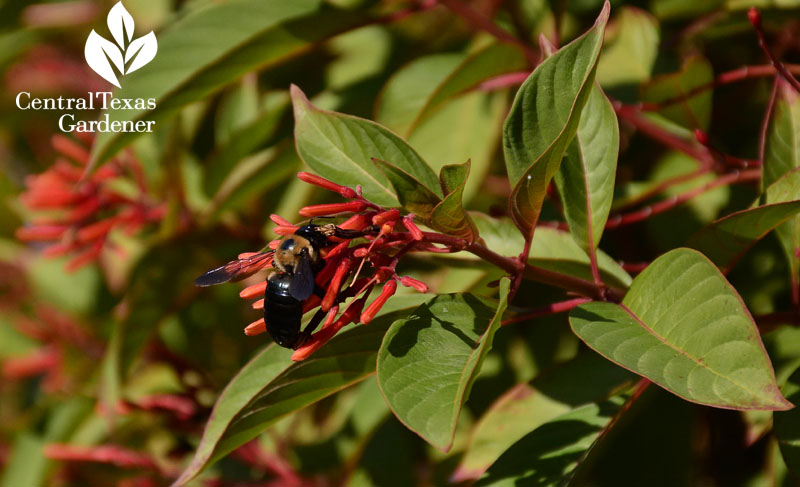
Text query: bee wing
194 252 273 287
288 254 315 300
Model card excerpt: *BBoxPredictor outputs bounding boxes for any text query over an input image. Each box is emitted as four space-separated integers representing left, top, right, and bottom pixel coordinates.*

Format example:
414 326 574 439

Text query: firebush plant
6 0 800 485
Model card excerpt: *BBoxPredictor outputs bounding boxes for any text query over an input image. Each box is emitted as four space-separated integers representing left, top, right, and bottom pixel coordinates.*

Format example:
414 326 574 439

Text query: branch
436 0 539 65
748 7 800 94
614 103 714 167
639 64 800 111
605 169 761 229
501 297 592 326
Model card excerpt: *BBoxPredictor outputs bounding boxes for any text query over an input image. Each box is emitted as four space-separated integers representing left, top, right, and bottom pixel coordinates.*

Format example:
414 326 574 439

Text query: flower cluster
15 133 164 271
237 172 430 361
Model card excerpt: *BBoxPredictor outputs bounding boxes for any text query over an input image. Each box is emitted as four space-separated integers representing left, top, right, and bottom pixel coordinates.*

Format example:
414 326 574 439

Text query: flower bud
400 276 429 293
297 172 357 198
299 201 368 217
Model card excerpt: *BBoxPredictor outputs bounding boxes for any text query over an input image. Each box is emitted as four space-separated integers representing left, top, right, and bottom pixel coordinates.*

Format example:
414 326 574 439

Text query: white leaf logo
84 1 157 88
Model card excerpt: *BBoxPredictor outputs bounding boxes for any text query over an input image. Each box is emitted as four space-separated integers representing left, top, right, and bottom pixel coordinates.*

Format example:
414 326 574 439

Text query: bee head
274 235 316 273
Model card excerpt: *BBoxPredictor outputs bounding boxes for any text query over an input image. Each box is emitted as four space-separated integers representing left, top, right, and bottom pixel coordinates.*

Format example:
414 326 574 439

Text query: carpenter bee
195 223 378 349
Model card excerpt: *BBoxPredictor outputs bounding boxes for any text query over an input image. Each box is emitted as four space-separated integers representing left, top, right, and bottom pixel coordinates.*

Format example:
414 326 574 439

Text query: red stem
749 8 800 94
419 231 616 300
501 297 592 326
436 0 539 65
614 103 714 167
606 169 761 229
639 64 800 111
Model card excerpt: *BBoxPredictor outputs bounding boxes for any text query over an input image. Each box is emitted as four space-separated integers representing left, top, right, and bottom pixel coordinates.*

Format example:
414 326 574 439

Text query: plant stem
436 0 539 65
501 297 592 326
420 231 618 300
639 64 800 111
605 169 761 229
749 8 800 94
614 103 714 167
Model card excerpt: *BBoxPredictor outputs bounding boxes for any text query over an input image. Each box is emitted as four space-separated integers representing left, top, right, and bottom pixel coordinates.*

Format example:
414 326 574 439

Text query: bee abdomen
265 276 303 348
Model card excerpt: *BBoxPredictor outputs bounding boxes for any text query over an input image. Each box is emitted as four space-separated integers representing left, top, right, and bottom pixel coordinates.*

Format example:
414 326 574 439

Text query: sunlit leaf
377 279 510 451
292 85 440 207
570 248 792 410
504 1 609 238
554 84 618 252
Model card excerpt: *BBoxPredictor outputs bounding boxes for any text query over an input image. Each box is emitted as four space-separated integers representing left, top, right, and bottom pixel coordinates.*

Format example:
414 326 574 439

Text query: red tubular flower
403 215 424 240
401 276 429 293
299 201 368 217
338 212 375 231
16 134 163 271
297 171 357 199
245 318 266 336
16 225 68 242
270 214 294 226
274 225 300 235
373 209 401 226
240 281 268 300
360 280 397 324
322 259 353 311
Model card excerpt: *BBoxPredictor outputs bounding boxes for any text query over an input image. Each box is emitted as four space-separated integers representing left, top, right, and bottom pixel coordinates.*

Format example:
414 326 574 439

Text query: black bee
195 223 377 349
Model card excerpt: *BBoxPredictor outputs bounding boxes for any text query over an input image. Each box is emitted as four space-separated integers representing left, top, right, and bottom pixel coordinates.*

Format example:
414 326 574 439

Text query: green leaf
171 304 424 487
430 160 479 242
455 352 633 482
377 278 511 451
475 396 627 487
570 248 792 410
762 81 800 188
291 85 441 207
504 1 609 238
762 81 800 296
371 158 442 218
596 7 659 87
554 84 619 252
640 55 714 130
775 363 800 475
90 0 356 167
687 201 800 273
377 43 526 137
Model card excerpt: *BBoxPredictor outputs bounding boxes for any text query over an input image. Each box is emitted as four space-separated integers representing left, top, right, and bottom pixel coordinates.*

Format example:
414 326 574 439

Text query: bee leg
331 225 381 239
295 308 326 349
